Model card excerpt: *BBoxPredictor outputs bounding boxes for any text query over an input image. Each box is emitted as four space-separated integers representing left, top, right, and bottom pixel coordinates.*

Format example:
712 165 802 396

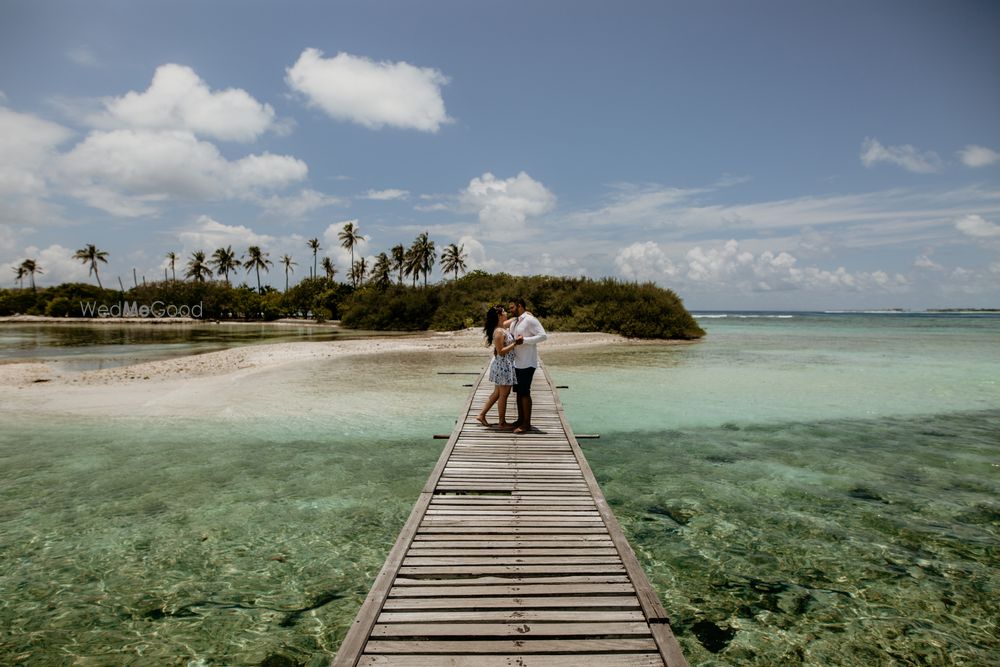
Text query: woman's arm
494 329 516 355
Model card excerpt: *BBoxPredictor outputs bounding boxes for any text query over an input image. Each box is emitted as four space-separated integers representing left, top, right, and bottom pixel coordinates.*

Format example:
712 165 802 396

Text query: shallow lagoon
1 313 998 665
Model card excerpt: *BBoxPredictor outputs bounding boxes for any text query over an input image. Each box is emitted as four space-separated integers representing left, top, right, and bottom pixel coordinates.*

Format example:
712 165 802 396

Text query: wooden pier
332 366 688 667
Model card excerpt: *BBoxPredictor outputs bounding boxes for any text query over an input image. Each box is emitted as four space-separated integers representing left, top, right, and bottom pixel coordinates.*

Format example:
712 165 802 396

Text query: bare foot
475 415 492 427
512 426 528 434
498 422 514 431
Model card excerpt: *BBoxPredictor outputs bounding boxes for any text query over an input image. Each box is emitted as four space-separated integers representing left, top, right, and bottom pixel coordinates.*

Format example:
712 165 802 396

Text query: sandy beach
0 326 629 417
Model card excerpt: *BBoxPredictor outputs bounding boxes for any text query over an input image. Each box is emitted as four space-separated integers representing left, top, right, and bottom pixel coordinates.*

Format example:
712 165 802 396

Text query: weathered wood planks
332 365 688 667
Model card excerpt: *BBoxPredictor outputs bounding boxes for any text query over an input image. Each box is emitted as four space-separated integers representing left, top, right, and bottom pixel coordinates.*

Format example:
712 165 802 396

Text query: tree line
1 270 705 340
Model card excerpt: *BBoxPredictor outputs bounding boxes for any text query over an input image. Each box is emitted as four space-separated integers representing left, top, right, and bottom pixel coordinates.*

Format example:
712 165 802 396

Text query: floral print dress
488 329 517 386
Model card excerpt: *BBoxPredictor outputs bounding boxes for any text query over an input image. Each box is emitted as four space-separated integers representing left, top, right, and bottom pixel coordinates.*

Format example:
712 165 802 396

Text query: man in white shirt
507 297 547 434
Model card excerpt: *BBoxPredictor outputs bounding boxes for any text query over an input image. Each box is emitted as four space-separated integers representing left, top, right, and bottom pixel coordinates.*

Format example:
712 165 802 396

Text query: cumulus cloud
614 241 679 281
17 244 90 286
958 145 1000 168
954 214 1000 239
459 172 556 238
90 64 277 142
286 48 452 132
614 238 907 294
177 215 276 252
362 188 409 201
0 106 73 197
860 137 942 174
0 105 74 230
56 129 307 216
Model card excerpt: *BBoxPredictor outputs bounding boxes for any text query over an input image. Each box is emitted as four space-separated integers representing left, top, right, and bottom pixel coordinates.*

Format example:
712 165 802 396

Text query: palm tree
20 259 42 292
338 221 365 287
412 231 436 287
280 254 297 291
165 251 178 281
210 246 240 284
184 251 212 282
404 246 420 287
440 242 467 280
74 244 109 288
321 257 337 280
391 244 406 285
307 238 320 279
371 252 392 290
13 264 26 289
350 257 368 287
244 246 272 293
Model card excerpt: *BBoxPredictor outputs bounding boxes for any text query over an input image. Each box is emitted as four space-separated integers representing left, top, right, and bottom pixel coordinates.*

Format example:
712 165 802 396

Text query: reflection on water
1 313 998 665
0 323 417 371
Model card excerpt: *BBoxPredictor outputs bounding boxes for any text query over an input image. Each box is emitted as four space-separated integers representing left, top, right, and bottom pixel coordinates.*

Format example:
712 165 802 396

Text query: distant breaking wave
693 313 795 319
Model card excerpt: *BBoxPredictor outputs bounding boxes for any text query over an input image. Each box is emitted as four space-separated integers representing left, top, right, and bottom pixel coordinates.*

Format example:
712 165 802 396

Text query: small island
0 271 705 341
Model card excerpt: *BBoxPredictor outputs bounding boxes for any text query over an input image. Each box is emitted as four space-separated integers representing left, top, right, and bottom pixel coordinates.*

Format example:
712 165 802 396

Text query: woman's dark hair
482 305 502 346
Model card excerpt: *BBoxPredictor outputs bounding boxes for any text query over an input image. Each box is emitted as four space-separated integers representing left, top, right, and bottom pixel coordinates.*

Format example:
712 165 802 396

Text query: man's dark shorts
513 366 536 396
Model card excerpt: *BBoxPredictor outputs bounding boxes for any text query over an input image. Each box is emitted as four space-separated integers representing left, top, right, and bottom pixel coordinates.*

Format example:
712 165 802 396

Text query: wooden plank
377 610 646 623
406 548 620 556
395 564 628 576
363 639 660 654
392 575 631 586
370 621 653 637
387 583 636 597
359 654 664 667
381 596 642 610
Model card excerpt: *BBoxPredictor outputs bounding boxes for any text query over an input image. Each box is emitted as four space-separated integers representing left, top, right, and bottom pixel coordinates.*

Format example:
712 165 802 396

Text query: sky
1 0 999 310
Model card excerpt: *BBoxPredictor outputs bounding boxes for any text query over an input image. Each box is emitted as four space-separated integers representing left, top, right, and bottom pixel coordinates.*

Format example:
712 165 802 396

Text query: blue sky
2 0 998 309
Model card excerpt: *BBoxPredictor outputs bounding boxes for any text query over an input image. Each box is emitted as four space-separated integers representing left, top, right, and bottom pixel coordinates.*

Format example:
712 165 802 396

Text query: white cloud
258 189 346 219
0 105 74 230
90 64 277 142
958 145 1000 168
459 172 556 238
615 241 679 281
860 137 942 174
177 215 276 253
914 254 944 271
286 48 452 132
19 244 90 286
0 106 73 197
362 188 409 201
56 129 307 216
954 214 1000 239
613 238 907 295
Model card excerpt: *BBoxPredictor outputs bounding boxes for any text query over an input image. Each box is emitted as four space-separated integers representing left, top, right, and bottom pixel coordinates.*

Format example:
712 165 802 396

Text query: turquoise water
1 313 998 665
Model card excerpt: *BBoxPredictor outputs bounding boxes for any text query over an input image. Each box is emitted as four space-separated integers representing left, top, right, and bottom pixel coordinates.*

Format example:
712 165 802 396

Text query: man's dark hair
511 297 527 309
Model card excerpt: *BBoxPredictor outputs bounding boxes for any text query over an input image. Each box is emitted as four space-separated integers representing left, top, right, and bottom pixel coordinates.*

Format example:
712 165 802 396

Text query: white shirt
510 311 547 369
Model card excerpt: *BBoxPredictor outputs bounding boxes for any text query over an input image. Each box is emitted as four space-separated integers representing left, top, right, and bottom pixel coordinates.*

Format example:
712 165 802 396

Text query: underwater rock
260 654 301 667
848 487 889 503
691 619 737 653
645 504 694 525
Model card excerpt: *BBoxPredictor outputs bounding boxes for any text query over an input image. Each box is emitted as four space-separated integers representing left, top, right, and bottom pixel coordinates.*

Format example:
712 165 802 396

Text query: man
507 297 547 434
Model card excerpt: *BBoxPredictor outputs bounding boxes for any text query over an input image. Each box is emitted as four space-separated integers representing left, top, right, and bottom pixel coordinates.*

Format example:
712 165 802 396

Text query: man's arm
519 315 547 345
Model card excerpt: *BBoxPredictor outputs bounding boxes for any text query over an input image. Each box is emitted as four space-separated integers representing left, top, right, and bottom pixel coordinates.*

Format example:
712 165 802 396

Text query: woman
476 305 517 428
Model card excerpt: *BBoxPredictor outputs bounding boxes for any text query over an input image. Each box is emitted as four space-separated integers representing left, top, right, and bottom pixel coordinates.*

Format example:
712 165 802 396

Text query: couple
476 298 547 434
